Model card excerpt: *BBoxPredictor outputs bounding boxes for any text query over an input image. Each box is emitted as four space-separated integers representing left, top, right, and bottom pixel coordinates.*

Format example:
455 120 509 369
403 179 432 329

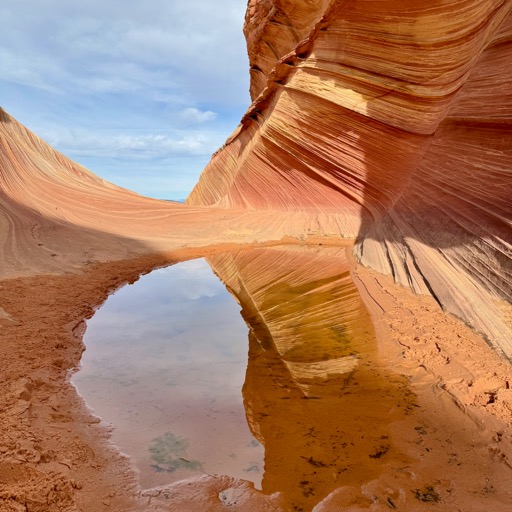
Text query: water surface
208 245 416 511
73 259 264 489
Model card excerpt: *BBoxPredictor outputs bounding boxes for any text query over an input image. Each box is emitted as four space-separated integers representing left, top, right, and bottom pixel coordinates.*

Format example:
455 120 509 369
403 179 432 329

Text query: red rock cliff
188 0 512 357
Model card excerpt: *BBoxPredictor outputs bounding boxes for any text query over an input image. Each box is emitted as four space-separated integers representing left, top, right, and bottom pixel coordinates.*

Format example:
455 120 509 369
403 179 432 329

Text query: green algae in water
149 432 202 474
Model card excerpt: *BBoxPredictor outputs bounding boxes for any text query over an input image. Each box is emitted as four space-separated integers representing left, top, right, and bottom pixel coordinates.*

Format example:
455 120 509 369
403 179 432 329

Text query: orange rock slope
188 0 512 357
0 108 334 279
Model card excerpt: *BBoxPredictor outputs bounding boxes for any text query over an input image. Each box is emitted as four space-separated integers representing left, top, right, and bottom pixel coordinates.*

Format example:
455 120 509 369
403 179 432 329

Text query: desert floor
1 227 511 511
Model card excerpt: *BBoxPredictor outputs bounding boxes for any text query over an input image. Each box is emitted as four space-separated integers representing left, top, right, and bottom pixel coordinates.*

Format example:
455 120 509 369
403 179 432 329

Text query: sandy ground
0 239 511 512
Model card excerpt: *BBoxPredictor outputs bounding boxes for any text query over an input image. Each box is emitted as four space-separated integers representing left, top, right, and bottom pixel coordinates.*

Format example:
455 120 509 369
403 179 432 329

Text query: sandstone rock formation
1 1 512 511
0 108 322 279
188 0 512 357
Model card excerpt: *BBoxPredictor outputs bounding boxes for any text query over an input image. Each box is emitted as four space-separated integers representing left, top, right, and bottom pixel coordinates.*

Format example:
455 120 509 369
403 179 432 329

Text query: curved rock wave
0 108 326 277
188 0 512 356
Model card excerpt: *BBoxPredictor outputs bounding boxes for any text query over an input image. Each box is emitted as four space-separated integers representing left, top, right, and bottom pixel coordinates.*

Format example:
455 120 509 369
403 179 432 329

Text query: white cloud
0 0 250 199
176 108 217 125
1 1 249 105
155 259 221 300
0 48 59 91
52 131 218 160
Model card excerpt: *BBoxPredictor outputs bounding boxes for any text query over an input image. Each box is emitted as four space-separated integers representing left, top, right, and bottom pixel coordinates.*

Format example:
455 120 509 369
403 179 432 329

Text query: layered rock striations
1 1 510 354
188 0 512 357
1 2 512 510
0 108 321 278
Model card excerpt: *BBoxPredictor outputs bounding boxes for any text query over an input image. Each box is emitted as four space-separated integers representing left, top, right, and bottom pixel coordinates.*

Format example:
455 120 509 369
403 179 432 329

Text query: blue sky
1 0 250 199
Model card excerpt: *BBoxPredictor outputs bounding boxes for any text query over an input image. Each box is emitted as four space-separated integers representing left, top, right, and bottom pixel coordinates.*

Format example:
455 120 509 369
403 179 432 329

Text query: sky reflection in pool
72 258 263 489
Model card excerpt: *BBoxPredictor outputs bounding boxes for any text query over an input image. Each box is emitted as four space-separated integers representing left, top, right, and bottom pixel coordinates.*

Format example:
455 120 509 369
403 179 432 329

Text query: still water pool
74 245 419 511
72 258 264 489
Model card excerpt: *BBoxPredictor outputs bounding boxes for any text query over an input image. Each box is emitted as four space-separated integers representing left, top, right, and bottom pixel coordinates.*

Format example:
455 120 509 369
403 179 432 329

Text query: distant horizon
1 0 250 200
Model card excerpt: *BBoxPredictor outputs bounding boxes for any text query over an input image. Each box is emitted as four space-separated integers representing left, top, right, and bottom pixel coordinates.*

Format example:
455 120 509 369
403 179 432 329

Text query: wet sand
1 242 511 511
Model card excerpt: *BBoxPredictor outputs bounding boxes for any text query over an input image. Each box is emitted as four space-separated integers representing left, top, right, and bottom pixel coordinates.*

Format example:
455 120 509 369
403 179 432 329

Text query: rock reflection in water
75 245 420 509
208 245 416 511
